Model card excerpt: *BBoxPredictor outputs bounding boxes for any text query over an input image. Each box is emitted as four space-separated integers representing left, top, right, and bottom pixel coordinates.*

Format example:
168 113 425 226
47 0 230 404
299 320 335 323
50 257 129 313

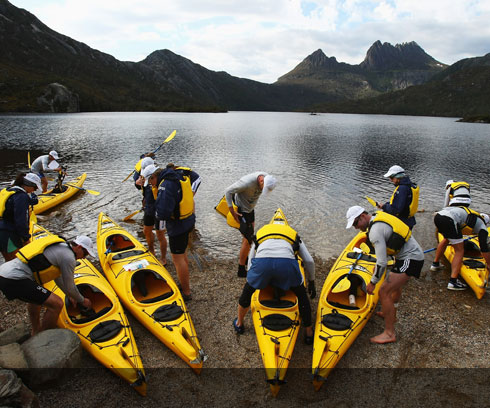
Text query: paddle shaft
64 183 100 196
424 235 476 253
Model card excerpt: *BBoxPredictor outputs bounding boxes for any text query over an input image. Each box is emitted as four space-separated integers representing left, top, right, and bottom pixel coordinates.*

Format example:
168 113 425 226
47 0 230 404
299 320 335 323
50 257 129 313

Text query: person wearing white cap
139 164 168 266
224 172 277 278
374 165 419 230
431 206 490 290
0 173 41 261
346 205 424 344
0 233 94 335
30 150 62 193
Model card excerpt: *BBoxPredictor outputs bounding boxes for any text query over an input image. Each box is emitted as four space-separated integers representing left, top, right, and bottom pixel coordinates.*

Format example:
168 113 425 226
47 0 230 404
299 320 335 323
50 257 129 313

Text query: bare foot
370 332 396 344
160 258 167 266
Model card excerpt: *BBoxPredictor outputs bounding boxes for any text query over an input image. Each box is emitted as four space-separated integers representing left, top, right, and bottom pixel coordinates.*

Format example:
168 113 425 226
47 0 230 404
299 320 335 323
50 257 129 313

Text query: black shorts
143 213 155 227
434 214 461 240
391 259 424 279
168 230 191 254
0 277 51 305
238 208 255 243
153 218 166 231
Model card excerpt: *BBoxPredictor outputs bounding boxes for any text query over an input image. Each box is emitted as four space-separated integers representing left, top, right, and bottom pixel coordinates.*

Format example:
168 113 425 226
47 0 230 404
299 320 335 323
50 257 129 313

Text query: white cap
384 165 405 178
74 235 96 257
481 213 489 226
262 175 277 197
141 164 159 187
24 173 42 191
346 206 365 229
140 157 154 172
49 150 60 160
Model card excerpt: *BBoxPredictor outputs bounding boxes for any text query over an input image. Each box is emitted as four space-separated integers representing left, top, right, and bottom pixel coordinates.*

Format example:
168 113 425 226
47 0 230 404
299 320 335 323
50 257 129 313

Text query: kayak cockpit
328 274 367 310
66 283 113 324
258 285 297 309
131 270 174 304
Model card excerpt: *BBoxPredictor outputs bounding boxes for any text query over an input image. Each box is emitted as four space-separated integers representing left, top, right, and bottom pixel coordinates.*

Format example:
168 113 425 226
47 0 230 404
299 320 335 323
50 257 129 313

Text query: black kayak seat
262 313 294 331
153 304 183 322
322 310 353 331
70 306 112 324
463 259 486 269
260 286 296 308
89 319 123 343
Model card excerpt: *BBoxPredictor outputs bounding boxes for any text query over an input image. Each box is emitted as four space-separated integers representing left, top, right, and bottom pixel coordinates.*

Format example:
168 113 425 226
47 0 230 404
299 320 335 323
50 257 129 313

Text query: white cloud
10 0 490 83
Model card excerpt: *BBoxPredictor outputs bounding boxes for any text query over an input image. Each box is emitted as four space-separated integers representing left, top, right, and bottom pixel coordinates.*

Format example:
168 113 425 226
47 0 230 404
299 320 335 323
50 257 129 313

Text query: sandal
233 318 245 335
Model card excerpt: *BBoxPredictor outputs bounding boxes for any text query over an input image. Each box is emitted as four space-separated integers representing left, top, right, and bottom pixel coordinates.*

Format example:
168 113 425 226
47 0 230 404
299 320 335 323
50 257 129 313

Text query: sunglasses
353 214 361 228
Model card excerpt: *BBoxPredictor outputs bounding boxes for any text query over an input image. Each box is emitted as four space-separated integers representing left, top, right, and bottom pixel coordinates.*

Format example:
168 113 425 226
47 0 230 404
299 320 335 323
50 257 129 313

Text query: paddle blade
85 189 100 196
122 170 135 183
332 277 351 293
365 196 377 207
27 151 31 168
123 209 142 222
163 130 177 144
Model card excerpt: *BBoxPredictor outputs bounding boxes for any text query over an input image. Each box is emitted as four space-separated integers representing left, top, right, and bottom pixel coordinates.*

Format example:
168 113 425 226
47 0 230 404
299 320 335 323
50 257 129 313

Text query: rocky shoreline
1 250 489 407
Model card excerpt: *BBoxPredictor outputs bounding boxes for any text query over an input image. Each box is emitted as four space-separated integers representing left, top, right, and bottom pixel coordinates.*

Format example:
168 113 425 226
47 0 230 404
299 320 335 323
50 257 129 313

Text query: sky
9 0 490 83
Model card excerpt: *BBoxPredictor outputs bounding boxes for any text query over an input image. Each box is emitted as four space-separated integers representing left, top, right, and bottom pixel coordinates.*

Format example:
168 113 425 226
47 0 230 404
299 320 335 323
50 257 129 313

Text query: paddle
27 152 31 168
123 209 142 222
423 235 476 253
332 248 363 293
122 130 177 183
64 183 100 196
365 196 377 207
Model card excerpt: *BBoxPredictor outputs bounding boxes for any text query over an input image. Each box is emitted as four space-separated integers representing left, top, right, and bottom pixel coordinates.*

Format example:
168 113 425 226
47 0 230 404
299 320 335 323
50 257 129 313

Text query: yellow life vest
389 183 420 217
158 175 194 220
16 235 67 284
368 212 412 255
0 188 18 218
152 185 158 200
255 224 300 252
458 206 485 234
448 181 470 199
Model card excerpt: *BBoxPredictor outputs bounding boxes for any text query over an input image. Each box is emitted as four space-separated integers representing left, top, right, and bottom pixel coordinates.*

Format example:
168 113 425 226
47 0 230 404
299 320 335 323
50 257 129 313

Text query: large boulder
0 322 30 346
20 329 81 388
0 369 39 408
0 343 29 371
37 83 80 113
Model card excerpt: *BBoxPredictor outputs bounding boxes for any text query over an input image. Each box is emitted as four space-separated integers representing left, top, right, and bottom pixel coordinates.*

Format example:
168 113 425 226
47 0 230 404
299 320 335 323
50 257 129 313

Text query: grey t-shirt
368 221 424 284
437 206 487 233
224 171 267 213
0 243 83 302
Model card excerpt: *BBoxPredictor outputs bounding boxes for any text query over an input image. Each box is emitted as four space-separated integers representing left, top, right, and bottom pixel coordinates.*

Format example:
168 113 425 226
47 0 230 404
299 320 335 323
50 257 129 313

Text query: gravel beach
1 237 489 407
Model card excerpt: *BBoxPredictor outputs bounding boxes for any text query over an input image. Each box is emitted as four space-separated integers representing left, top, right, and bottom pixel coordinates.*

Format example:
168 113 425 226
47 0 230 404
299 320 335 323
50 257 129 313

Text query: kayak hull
437 229 489 299
96 212 206 373
31 223 146 396
251 208 304 397
33 173 87 214
312 231 385 390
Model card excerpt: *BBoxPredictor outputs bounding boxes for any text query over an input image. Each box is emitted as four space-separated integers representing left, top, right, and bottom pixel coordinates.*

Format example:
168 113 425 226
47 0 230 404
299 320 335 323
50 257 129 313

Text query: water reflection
1 112 489 261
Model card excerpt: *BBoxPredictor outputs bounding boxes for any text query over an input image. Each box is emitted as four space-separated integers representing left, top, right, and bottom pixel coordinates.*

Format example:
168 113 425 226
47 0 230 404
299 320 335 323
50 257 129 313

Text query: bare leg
239 237 251 266
237 305 249 327
434 238 449 264
143 225 155 255
450 242 464 279
41 177 48 194
371 273 410 344
156 230 167 265
28 293 63 335
172 253 190 295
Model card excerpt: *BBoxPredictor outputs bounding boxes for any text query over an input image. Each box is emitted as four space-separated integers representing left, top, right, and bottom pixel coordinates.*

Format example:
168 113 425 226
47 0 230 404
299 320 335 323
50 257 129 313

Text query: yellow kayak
96 212 206 373
250 208 304 397
33 173 87 214
437 228 489 299
214 195 239 229
31 223 146 395
312 231 386 391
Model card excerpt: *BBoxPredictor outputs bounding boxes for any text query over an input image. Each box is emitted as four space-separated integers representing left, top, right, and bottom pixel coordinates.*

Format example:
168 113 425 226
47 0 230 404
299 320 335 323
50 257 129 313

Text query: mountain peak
360 40 444 70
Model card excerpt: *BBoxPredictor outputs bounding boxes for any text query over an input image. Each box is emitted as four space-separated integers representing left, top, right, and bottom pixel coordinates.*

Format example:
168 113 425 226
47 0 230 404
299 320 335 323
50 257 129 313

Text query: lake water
1 111 489 262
